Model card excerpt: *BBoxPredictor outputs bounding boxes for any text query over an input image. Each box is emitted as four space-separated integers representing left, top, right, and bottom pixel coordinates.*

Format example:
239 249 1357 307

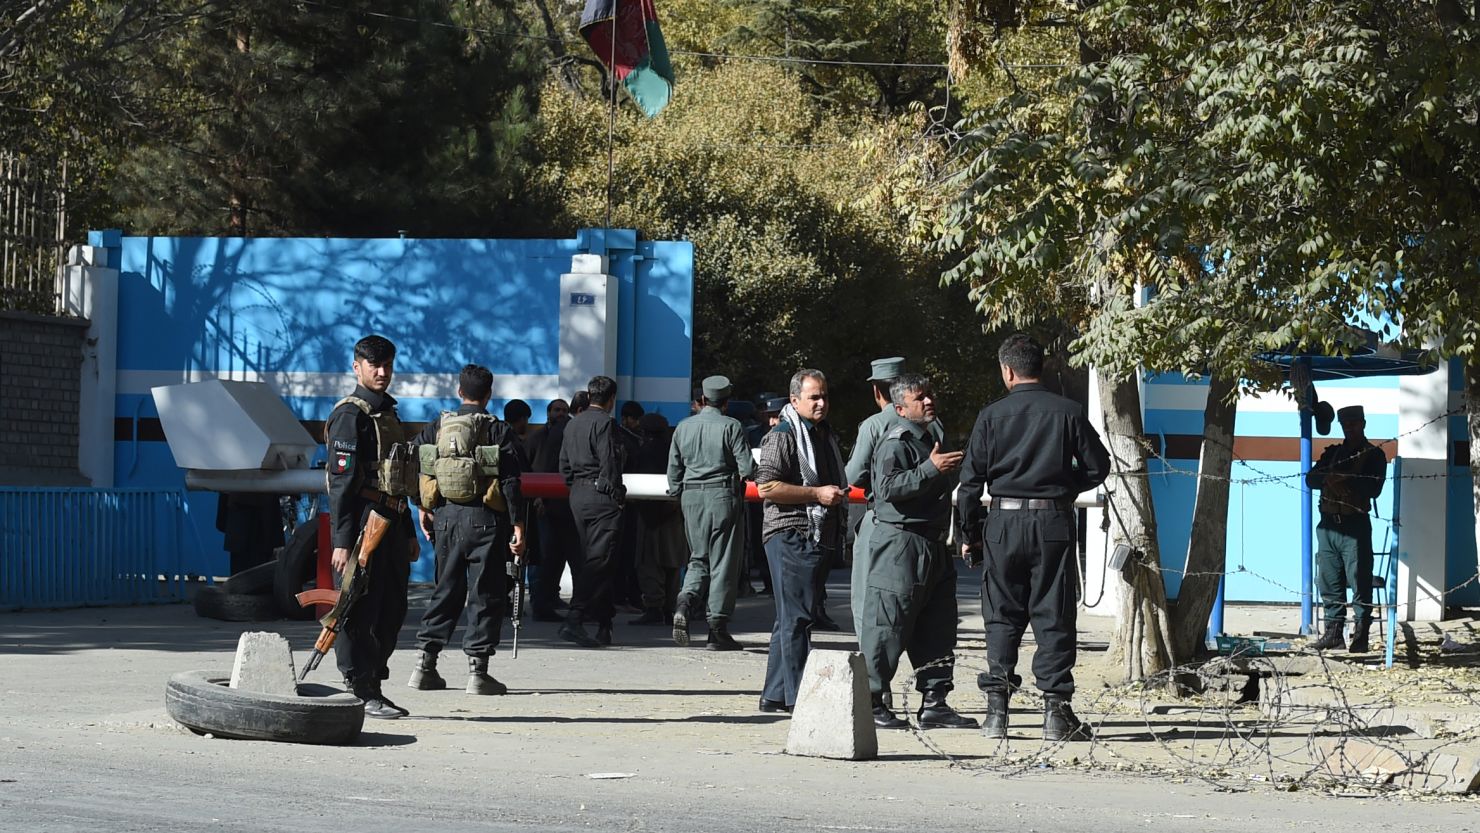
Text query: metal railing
0 150 69 314
0 488 197 610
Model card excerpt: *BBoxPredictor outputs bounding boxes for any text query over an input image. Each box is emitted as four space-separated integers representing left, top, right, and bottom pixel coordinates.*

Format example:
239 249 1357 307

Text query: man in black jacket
558 376 626 648
958 334 1109 741
1306 405 1388 653
406 365 527 695
324 334 415 720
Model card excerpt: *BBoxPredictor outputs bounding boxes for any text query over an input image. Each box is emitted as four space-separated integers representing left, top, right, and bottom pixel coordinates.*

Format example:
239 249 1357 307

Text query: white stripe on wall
118 369 691 404
1143 383 1413 414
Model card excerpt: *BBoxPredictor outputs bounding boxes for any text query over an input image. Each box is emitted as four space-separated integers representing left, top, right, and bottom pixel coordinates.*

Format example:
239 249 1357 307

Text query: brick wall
0 310 88 485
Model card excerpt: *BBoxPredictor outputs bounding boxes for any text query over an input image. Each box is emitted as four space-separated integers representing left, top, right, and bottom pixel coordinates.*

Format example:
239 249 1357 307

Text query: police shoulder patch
332 438 357 453
331 450 355 475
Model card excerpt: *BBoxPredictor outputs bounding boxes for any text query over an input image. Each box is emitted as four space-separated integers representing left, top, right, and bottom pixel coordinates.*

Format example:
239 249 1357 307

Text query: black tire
222 559 278 595
164 670 364 745
193 585 282 622
273 523 319 619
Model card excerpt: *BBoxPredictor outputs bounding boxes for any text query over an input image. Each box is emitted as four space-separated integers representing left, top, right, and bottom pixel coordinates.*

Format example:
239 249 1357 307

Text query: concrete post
64 243 119 488
558 254 618 400
1397 361 1450 621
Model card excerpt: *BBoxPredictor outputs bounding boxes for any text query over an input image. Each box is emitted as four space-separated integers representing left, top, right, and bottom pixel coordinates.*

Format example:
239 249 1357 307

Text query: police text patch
332 439 357 453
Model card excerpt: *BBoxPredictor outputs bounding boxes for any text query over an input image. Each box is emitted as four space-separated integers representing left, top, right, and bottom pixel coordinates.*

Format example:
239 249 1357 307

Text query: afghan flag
579 0 675 118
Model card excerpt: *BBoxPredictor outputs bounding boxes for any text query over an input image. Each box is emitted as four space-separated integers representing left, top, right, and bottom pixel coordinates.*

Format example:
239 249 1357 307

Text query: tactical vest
1318 443 1380 516
417 411 504 508
330 395 417 498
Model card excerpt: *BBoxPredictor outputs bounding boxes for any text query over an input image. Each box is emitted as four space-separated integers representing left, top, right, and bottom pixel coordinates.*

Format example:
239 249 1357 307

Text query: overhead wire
294 0 1071 72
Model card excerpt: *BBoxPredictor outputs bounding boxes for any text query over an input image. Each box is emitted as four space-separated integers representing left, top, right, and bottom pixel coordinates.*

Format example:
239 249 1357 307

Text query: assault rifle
507 558 525 658
294 510 392 681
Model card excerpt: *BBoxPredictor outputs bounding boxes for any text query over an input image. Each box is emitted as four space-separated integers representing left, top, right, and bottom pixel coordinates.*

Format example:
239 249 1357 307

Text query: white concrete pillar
64 248 119 488
1397 362 1450 621
1081 369 1123 619
558 255 618 400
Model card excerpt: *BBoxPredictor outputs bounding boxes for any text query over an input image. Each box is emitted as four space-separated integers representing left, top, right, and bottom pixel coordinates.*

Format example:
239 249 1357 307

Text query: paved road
1 576 1475 832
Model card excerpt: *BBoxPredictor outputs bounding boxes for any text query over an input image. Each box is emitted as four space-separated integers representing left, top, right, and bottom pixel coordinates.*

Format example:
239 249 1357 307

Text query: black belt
686 480 739 490
359 487 408 513
988 497 1071 511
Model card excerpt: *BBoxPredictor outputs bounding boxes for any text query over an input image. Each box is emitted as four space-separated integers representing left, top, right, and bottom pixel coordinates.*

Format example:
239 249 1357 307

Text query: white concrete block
570 254 608 274
229 632 298 697
785 650 877 761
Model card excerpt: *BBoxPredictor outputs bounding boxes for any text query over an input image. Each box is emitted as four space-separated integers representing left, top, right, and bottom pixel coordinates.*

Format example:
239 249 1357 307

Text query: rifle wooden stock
299 510 395 679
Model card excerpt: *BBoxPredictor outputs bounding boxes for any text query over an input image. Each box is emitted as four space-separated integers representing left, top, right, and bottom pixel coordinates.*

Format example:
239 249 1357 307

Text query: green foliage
935 0 1480 390
716 0 951 113
533 61 1002 434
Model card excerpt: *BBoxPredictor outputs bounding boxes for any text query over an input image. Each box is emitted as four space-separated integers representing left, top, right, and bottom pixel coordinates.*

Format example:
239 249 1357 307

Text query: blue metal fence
0 488 195 610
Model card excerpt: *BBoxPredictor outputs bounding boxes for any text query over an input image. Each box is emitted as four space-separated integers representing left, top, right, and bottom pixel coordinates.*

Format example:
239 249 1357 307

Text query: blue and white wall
76 228 694 581
1084 365 1476 622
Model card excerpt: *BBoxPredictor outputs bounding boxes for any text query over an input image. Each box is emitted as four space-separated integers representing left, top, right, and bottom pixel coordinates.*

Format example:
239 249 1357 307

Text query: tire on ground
164 670 364 745
193 585 281 622
222 558 278 595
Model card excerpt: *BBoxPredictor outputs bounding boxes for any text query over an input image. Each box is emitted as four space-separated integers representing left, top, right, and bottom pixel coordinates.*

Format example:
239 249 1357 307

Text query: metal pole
1208 574 1225 642
1385 457 1402 669
1299 357 1314 635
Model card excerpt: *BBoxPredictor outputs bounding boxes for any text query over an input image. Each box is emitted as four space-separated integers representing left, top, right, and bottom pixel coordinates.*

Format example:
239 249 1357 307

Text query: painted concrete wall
1125 363 1474 619
90 228 694 581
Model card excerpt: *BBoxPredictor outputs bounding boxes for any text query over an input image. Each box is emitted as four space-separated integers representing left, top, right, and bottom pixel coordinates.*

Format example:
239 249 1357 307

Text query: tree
532 61 1004 434
109 1 546 237
933 0 1456 678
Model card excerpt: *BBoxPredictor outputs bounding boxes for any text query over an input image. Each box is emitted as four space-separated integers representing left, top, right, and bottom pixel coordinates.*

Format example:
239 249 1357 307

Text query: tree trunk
1168 374 1238 661
1100 367 1174 680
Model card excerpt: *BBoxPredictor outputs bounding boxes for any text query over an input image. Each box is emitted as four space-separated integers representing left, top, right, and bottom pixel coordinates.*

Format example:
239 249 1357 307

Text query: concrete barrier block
229 631 298 697
785 650 877 761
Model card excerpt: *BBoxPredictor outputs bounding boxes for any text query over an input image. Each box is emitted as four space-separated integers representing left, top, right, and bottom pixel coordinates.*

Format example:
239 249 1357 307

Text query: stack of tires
193 523 319 622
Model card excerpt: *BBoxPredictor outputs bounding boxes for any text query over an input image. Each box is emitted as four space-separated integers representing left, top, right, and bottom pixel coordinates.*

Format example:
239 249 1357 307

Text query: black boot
595 622 613 647
813 608 841 632
872 695 910 730
706 625 742 652
629 607 666 626
1310 626 1346 652
1042 695 1090 742
981 691 1009 739
407 649 446 691
355 683 404 720
466 656 508 695
672 595 694 647
1347 620 1372 653
916 691 979 730
558 614 603 648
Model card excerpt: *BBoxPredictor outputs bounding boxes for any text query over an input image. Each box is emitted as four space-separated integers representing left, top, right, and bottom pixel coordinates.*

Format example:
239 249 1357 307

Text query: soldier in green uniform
1306 405 1388 653
668 375 758 651
846 357 906 636
861 373 978 730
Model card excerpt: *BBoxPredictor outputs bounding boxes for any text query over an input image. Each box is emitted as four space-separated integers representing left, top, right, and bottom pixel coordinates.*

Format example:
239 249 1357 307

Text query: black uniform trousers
761 529 831 707
980 505 1078 698
569 484 623 626
533 499 582 613
416 501 509 658
335 508 412 689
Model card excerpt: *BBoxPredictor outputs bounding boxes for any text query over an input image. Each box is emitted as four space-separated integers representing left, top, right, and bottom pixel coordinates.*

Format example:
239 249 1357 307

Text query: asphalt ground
1 567 1476 833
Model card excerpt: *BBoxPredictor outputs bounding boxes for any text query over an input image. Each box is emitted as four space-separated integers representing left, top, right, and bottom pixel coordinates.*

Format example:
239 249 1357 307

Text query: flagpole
605 0 619 233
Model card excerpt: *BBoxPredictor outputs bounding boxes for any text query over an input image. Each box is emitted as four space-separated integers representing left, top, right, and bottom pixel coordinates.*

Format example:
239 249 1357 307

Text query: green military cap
866 356 906 382
1337 405 1365 423
702 375 732 400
